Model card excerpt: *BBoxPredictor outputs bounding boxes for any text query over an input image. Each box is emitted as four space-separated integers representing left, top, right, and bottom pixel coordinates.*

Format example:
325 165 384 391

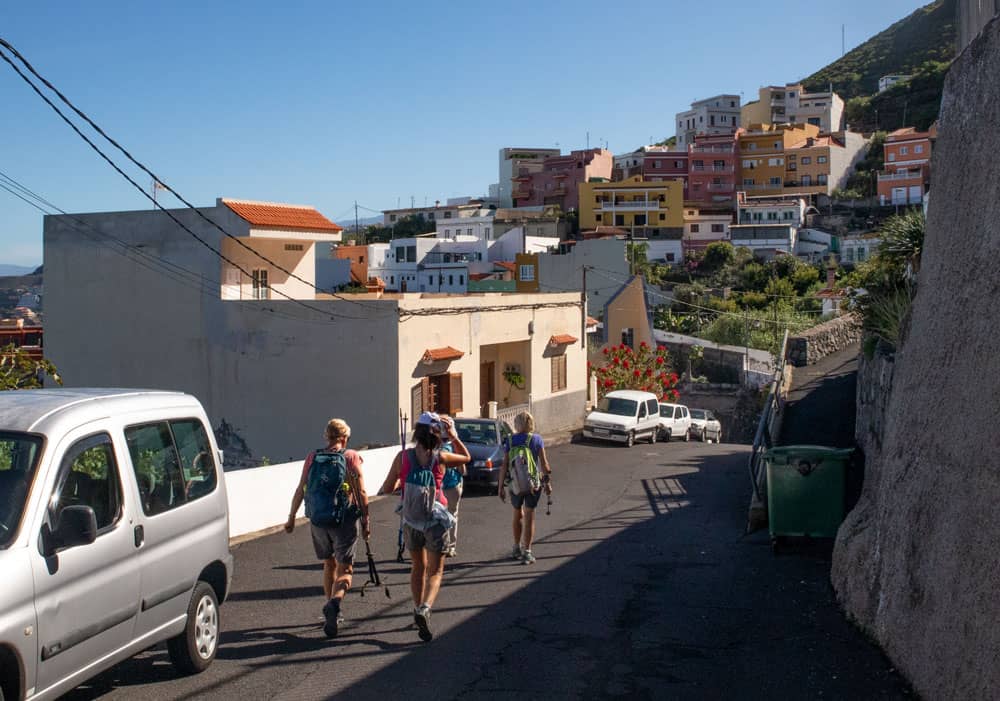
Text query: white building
683 207 733 254
878 75 911 93
742 84 845 133
736 192 807 227
675 94 742 150
498 147 561 208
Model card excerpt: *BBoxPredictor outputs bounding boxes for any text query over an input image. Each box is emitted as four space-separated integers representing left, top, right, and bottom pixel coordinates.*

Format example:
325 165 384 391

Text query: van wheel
168 581 219 674
660 428 670 443
625 431 635 448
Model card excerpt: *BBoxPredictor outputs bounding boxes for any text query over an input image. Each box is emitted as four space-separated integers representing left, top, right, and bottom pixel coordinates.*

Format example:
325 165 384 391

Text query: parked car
584 390 661 447
454 417 512 488
657 402 692 442
688 409 722 443
0 389 233 701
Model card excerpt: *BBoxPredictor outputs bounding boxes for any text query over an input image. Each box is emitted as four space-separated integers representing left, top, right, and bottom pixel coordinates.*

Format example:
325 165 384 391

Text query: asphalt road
63 437 909 700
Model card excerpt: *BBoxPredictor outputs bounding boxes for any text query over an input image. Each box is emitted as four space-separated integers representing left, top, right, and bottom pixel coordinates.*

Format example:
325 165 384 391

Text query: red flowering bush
592 342 680 401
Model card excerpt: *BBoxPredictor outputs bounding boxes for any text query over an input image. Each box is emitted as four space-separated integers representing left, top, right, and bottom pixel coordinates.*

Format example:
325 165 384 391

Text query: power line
0 37 388 319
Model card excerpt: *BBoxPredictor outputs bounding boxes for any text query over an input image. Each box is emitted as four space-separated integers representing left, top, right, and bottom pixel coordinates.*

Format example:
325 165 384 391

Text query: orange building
877 126 936 206
333 245 369 285
0 318 43 359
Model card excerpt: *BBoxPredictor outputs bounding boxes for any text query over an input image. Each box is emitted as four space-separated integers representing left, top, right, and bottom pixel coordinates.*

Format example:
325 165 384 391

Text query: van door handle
134 525 144 548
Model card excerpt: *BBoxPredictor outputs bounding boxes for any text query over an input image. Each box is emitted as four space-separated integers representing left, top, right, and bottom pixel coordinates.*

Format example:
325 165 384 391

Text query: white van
583 390 661 447
658 402 692 441
0 389 233 701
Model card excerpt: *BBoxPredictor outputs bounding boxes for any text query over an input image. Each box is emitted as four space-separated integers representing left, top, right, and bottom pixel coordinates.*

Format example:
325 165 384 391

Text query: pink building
512 148 613 212
642 151 689 199
686 131 742 207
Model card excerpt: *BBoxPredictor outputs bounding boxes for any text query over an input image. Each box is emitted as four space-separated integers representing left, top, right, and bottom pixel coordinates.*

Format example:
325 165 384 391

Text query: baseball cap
416 411 442 428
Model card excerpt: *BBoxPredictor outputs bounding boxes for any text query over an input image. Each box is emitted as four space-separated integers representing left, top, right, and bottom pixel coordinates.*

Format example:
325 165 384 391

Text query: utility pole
354 201 361 245
744 309 750 388
581 265 588 349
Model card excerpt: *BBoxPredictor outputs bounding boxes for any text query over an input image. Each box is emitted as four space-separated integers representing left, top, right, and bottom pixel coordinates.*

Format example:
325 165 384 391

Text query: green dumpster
765 445 854 541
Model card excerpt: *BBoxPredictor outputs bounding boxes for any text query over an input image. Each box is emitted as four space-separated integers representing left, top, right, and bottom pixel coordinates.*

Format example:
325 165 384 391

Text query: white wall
226 446 399 539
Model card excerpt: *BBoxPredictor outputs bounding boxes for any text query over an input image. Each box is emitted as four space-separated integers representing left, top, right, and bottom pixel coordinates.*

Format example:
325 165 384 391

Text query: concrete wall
832 23 1000 699
537 238 629 315
786 314 861 367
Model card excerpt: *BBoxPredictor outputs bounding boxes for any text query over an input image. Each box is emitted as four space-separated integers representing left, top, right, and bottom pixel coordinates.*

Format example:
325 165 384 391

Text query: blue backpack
400 449 439 529
304 449 357 527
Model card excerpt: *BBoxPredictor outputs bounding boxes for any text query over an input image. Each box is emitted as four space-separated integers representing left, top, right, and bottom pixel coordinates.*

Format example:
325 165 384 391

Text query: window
801 175 812 186
888 153 896 162
52 433 123 532
768 158 784 166
783 211 794 220
767 212 778 220
900 146 908 155
406 245 417 263
748 143 757 150
690 224 700 232
251 269 269 300
448 275 454 285
284 243 304 251
596 213 603 222
743 178 755 186
674 160 683 168
914 145 924 154
551 355 567 392
395 247 406 263
484 227 491 239
467 228 473 235
666 252 675 262
390 275 395 284
444 211 452 218
634 214 646 226
817 156 827 164
801 157 811 165
390 214 397 222
359 255 364 263
730 100 736 107
769 177 781 185
653 160 661 168
621 327 634 348
714 160 725 170
125 419 218 516
519 264 535 281
742 159 754 168
818 174 828 185
711 223 724 233
444 229 451 236
412 373 463 417
428 212 435 219
459 275 464 285
659 213 666 221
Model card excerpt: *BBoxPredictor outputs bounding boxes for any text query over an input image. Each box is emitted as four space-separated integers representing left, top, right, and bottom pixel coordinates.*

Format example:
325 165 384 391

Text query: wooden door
480 362 495 417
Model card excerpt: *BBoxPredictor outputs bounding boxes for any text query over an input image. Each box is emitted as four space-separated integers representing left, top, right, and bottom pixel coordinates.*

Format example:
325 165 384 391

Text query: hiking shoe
444 547 457 558
414 605 433 642
521 549 536 565
512 544 523 560
322 598 341 638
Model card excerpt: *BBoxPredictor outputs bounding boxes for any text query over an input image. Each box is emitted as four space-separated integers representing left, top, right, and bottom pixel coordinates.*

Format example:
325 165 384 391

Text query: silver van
0 389 233 701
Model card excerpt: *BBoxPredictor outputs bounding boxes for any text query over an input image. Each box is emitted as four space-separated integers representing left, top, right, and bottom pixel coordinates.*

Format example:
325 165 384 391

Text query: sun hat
416 411 442 428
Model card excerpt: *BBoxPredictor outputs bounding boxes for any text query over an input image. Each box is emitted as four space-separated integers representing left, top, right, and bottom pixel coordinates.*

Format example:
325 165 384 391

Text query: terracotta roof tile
549 334 578 345
495 261 516 271
422 346 464 363
586 316 599 326
223 199 343 232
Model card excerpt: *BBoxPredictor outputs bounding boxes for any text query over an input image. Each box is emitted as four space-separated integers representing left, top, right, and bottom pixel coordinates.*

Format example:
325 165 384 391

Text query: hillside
801 1 955 133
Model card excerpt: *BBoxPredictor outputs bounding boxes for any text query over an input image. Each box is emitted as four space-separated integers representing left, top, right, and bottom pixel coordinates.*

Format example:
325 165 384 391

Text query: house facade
512 148 614 211
687 131 741 206
741 84 845 133
498 147 561 207
683 207 732 253
877 126 936 206
675 94 742 150
739 123 820 196
784 130 867 196
43 200 586 464
578 176 684 237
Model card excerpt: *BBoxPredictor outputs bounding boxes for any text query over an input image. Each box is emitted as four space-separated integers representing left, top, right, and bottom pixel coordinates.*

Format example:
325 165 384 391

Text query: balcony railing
707 183 734 192
597 200 663 211
690 145 735 154
878 171 923 182
741 183 782 191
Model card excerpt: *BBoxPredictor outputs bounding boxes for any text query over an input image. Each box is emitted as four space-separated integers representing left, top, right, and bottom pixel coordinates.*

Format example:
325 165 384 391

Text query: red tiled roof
422 346 464 363
586 316 599 326
469 273 492 281
222 199 343 232
549 334 578 345
494 261 516 272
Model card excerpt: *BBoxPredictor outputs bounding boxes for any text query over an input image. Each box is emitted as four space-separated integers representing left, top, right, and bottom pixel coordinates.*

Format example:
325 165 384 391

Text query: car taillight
485 459 492 468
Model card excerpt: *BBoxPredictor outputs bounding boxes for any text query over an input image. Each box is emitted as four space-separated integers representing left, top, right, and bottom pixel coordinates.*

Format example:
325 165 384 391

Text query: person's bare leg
522 507 537 551
512 507 523 547
410 548 426 605
421 551 446 607
333 561 353 600
323 558 336 599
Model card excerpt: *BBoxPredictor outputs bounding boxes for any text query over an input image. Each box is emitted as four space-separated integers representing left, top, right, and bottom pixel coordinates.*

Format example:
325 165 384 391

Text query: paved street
63 438 908 700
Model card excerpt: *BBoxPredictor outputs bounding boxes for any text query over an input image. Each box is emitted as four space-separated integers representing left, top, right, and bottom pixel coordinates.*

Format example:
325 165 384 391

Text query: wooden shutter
551 355 567 392
412 378 430 418
448 373 463 414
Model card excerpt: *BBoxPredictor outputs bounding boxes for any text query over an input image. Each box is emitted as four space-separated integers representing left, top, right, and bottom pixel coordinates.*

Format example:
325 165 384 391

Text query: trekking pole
347 468 390 599
396 410 408 563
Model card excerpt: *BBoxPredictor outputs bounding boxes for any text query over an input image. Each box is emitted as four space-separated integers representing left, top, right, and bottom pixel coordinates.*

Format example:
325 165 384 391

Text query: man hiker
286 418 370 638
498 411 552 565
378 412 470 641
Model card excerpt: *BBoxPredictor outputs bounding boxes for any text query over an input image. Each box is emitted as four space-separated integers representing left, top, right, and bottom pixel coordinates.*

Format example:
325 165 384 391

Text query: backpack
400 448 439 529
507 433 540 497
304 449 357 527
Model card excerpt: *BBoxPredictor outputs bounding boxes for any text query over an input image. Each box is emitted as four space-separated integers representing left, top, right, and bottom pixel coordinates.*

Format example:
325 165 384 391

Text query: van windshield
598 397 638 417
0 432 43 548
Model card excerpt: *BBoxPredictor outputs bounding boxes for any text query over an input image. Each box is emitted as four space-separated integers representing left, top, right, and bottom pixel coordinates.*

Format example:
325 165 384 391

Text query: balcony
690 145 735 154
597 200 663 211
707 183 734 192
741 183 782 191
878 171 923 182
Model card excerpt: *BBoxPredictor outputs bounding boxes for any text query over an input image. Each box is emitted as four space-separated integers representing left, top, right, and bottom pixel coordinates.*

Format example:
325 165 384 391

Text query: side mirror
42 505 98 556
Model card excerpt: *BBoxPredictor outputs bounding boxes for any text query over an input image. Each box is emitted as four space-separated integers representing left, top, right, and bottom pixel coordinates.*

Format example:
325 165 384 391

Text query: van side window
638 403 647 419
125 419 218 516
52 433 123 532
647 399 658 416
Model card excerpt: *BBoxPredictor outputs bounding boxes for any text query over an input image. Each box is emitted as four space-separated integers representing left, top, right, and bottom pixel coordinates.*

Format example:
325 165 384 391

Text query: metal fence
747 330 789 502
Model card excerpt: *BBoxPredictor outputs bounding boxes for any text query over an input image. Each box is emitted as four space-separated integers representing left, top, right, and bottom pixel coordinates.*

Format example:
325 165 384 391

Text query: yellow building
738 123 820 196
578 176 683 234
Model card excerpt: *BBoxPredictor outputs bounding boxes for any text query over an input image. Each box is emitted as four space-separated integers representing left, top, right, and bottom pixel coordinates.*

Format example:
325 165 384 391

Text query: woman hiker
378 411 469 641
285 418 370 638
438 415 467 558
498 411 552 565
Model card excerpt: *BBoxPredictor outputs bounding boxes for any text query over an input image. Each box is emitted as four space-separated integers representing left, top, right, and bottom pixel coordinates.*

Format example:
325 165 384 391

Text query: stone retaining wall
786 314 861 367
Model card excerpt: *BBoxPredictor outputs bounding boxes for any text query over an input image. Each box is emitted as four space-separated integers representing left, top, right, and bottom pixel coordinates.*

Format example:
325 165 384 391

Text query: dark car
453 417 512 488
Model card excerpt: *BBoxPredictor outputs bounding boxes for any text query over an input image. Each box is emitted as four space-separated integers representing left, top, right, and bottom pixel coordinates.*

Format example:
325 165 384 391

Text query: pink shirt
399 449 447 506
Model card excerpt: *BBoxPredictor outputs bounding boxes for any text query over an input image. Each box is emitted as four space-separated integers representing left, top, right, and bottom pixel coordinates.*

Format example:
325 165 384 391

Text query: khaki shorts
403 522 448 554
310 519 359 563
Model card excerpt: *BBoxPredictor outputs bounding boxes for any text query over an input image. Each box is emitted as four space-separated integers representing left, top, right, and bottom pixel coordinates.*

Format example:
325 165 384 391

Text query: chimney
825 256 837 288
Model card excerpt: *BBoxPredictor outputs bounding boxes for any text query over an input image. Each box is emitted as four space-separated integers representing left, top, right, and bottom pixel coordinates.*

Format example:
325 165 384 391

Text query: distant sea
0 264 38 276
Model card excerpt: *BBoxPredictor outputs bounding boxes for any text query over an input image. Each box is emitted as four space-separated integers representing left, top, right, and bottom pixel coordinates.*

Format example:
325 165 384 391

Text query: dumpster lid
764 445 854 465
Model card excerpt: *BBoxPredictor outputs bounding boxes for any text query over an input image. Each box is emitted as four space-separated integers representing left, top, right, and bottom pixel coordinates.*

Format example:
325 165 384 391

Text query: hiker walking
498 411 552 565
285 418 370 638
439 415 466 558
377 412 470 641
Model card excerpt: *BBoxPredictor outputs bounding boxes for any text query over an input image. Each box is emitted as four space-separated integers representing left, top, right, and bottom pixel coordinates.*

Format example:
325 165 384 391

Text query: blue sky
1 0 929 266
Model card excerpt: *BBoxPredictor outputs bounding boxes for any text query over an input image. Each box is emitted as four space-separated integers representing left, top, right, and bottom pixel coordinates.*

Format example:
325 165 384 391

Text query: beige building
742 83 845 133
601 275 654 354
43 200 586 465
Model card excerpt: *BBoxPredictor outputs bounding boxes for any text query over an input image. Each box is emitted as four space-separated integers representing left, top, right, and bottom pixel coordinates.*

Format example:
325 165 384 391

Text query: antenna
842 24 845 56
